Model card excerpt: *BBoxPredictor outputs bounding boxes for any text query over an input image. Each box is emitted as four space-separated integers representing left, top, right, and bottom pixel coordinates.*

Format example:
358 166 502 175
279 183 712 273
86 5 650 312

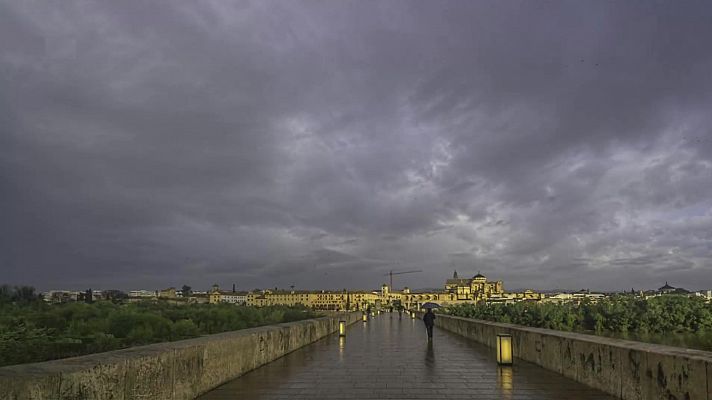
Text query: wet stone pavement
198 313 617 400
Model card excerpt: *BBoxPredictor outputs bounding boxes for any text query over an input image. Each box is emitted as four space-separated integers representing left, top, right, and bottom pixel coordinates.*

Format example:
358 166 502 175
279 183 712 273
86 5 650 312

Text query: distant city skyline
2 2 712 291
40 273 712 311
17 270 709 294
32 275 702 295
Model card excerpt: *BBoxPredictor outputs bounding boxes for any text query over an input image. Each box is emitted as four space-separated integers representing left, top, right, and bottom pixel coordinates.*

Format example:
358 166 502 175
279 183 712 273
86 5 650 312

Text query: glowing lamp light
362 313 368 322
410 311 416 319
339 320 346 337
496 333 513 365
497 366 513 390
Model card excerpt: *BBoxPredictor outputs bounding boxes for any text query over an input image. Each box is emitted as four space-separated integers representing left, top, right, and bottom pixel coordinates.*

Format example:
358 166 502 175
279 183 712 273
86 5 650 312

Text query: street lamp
362 312 368 322
339 320 346 337
496 333 513 365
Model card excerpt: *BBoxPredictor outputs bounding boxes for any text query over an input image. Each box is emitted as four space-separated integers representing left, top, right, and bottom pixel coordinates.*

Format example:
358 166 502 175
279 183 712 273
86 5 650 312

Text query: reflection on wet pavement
199 313 616 399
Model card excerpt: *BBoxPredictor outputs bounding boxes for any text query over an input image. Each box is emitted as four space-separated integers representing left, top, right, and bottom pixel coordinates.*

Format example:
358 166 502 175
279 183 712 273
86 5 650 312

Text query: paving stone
198 314 617 400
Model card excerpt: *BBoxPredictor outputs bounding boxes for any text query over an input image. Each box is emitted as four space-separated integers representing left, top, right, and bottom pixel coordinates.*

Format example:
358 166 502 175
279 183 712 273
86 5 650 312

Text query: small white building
542 291 607 304
691 290 712 301
44 290 80 303
129 290 157 298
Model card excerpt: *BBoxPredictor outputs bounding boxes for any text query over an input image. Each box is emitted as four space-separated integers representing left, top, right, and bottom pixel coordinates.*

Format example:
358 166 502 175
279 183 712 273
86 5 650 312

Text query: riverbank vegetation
447 295 712 351
0 285 320 367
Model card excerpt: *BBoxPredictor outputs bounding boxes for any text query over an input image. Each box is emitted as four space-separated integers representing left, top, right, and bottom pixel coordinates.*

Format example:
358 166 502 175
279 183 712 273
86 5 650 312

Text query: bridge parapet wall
431 313 712 400
0 312 360 400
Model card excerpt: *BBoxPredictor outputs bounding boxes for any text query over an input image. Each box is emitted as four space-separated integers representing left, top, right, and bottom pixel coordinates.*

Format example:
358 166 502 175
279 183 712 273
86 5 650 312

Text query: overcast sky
2 1 712 292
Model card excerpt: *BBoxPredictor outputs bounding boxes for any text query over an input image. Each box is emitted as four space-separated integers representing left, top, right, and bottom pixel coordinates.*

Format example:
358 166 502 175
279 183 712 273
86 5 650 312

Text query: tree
103 290 128 302
0 295 320 367
181 285 192 298
78 289 94 304
0 285 11 303
172 319 199 339
14 286 38 302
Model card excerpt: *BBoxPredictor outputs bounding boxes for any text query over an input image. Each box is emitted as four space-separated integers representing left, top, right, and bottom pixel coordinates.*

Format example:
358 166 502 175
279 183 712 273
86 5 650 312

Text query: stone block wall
431 313 712 400
0 312 360 400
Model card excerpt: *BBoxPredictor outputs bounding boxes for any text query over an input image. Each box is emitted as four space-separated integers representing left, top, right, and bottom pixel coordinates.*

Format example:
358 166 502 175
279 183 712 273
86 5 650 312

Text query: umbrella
421 302 441 309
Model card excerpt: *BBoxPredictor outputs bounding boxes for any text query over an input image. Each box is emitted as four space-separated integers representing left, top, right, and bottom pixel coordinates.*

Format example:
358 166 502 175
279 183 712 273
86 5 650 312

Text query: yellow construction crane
383 269 422 289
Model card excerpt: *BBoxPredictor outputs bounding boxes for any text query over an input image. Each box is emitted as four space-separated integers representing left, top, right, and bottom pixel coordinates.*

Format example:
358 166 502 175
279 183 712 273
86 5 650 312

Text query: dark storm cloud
1 1 711 292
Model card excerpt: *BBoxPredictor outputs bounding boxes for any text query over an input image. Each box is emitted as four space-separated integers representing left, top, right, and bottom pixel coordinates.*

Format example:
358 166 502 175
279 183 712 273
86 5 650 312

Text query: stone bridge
3 311 709 399
198 313 615 399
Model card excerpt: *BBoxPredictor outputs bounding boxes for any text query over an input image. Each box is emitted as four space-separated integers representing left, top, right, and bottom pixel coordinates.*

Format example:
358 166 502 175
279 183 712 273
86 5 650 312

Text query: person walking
423 308 436 340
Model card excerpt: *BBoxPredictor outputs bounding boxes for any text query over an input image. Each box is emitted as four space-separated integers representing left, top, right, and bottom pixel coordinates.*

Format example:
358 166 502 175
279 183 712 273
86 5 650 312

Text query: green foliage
447 295 712 350
0 293 320 367
0 285 41 303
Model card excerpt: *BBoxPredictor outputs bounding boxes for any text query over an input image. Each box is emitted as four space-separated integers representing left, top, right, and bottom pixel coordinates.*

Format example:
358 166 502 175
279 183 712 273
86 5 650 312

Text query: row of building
182 274 712 309
42 273 712 309
156 273 711 309
44 272 509 309
202 272 515 310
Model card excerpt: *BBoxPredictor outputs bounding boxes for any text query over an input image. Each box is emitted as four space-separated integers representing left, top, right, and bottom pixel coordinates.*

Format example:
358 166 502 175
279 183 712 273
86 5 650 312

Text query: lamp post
362 312 368 322
339 320 346 337
496 333 513 365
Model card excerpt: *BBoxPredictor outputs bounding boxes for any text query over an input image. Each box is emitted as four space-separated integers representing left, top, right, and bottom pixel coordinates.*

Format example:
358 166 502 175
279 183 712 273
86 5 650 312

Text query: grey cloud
1 1 712 292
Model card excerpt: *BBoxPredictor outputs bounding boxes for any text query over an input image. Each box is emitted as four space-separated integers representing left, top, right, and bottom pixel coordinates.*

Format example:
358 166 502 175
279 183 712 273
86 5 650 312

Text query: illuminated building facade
212 271 509 310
